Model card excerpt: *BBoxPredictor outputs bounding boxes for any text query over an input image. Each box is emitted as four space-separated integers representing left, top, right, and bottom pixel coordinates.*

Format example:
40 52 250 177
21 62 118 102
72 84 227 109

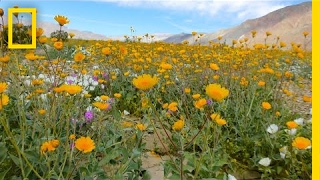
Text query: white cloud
184 19 193 23
93 0 290 21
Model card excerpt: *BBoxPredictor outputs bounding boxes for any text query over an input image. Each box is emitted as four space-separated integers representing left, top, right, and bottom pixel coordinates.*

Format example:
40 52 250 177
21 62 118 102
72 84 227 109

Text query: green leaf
277 166 283 174
0 143 8 164
25 150 39 163
200 164 209 172
214 156 228 167
0 167 11 180
98 150 120 167
132 148 141 157
24 166 32 177
168 173 181 180
112 109 121 120
9 153 20 166
141 170 151 180
98 155 110 167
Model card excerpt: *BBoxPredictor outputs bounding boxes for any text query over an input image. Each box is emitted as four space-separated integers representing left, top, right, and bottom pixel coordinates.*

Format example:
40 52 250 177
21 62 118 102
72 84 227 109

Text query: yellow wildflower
286 121 298 129
292 137 311 150
303 95 312 102
122 121 134 128
262 102 272 110
205 84 229 102
93 102 110 110
54 42 63 50
69 134 76 140
38 109 46 115
168 102 178 112
102 47 111 55
54 15 70 26
40 139 59 154
209 63 219 71
132 74 159 90
64 85 82 95
0 55 10 63
75 136 95 153
73 52 86 62
194 98 207 109
192 94 201 99
258 81 265 86
172 119 184 131
0 94 9 110
100 95 109 101
0 82 8 93
69 33 75 38
136 123 147 131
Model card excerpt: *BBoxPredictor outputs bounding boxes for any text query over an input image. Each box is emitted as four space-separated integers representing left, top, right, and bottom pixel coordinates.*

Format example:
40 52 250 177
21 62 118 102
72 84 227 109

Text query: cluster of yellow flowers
205 84 229 102
0 82 9 111
40 139 60 154
53 84 83 95
210 113 227 126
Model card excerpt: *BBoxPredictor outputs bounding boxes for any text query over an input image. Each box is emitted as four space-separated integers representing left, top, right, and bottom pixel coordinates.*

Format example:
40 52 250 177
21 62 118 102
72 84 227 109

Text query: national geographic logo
8 8 37 49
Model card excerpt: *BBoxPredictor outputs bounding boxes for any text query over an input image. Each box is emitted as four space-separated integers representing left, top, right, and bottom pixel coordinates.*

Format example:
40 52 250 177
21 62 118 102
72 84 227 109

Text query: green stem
179 134 184 180
150 103 177 149
58 98 72 179
0 116 43 179
246 89 256 117
184 114 209 149
148 115 181 172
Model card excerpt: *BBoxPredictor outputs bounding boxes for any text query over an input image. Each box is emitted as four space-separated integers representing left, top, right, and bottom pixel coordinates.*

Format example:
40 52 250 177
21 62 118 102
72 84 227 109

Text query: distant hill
108 33 173 42
38 22 110 40
163 1 312 50
1 16 110 40
163 33 193 43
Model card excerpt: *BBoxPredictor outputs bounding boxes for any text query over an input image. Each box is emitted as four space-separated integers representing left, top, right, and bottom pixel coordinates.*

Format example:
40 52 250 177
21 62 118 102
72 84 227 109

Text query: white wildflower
279 146 288 159
258 157 271 167
294 118 304 125
123 110 130 116
228 174 237 180
267 124 279 134
284 128 297 135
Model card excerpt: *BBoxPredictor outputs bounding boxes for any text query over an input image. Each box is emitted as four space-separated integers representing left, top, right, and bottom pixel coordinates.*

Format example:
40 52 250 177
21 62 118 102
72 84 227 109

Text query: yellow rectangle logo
8 8 37 49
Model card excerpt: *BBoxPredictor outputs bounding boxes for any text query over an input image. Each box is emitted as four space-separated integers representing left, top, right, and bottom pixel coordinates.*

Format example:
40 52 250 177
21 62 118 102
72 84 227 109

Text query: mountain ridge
162 1 312 50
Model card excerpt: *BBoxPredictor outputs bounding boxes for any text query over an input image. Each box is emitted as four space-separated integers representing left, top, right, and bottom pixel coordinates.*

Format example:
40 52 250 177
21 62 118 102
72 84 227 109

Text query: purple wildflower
67 79 73 84
106 104 112 111
206 99 212 105
84 110 94 122
92 76 98 81
103 72 109 79
108 98 115 103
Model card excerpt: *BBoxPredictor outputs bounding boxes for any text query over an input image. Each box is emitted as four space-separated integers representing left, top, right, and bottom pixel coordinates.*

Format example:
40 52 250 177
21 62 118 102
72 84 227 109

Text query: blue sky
1 0 309 37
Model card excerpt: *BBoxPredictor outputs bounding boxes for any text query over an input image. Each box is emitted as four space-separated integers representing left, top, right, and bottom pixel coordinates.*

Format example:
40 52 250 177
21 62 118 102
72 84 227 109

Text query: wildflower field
0 9 312 180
